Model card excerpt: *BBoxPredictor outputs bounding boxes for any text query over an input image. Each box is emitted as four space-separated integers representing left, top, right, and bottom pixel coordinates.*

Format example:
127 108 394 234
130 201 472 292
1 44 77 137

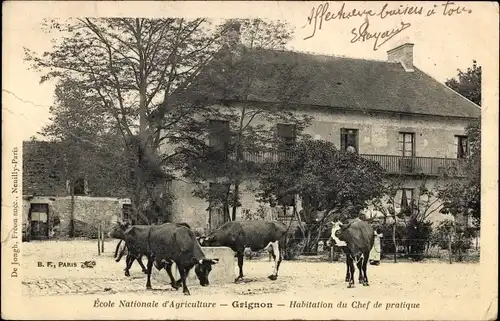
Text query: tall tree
442 60 481 227
176 19 314 226
445 60 481 106
40 78 142 225
24 18 227 222
257 139 385 252
440 120 481 227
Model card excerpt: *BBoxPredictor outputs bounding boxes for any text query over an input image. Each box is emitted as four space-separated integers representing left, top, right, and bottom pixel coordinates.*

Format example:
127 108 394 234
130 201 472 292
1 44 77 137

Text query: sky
2 1 498 142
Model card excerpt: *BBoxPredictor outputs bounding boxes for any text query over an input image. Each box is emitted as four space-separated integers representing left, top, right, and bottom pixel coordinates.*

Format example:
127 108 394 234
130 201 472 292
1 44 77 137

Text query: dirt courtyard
21 239 480 300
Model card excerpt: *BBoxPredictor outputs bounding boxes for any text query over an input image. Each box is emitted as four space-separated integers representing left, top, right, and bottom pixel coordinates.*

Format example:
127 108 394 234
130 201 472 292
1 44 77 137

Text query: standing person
369 228 383 265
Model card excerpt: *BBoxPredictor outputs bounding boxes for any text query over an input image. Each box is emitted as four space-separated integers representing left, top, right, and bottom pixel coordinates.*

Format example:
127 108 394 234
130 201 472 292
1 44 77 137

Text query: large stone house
22 140 131 241
164 36 480 232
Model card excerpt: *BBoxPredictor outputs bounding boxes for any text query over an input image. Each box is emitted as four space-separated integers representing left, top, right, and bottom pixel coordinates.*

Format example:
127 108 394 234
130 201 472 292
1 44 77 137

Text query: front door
29 203 49 240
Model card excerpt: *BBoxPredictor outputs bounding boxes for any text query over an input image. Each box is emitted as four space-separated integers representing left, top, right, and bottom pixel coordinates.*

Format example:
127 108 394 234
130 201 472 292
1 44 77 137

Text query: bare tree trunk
393 216 397 263
231 182 239 221
294 206 305 236
311 220 325 254
70 188 75 238
97 224 101 256
137 20 152 226
224 185 231 222
100 222 104 253
448 235 453 264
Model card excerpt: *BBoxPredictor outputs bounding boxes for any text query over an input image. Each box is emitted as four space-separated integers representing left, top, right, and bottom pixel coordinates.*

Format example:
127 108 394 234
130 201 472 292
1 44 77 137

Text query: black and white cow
328 218 375 288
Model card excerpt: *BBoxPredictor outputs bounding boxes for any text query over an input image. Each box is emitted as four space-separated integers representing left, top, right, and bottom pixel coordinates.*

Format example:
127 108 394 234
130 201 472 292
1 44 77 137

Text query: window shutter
340 129 346 152
398 133 404 156
453 136 458 158
406 189 414 214
277 124 296 139
462 138 469 157
394 189 402 214
401 189 408 209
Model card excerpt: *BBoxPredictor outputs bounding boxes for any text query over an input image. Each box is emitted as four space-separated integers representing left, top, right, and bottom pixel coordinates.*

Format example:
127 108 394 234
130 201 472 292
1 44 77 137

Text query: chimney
387 43 414 72
223 21 241 50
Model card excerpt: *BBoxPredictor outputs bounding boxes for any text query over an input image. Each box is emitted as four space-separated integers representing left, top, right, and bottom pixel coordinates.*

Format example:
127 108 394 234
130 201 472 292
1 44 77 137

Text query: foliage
442 61 481 228
440 120 481 227
405 219 433 261
432 220 476 261
374 222 408 255
371 176 442 261
445 60 481 106
178 19 314 226
257 139 385 252
40 78 132 197
241 205 268 221
259 140 385 221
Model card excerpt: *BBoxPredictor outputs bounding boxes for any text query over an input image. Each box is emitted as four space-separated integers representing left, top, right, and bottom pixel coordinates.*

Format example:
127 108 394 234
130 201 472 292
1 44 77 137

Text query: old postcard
2 1 498 320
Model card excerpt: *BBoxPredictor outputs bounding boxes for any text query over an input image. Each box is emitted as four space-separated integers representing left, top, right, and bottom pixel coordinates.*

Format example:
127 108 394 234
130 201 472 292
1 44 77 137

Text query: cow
110 223 148 276
327 218 375 288
145 223 219 295
110 221 193 279
202 221 287 282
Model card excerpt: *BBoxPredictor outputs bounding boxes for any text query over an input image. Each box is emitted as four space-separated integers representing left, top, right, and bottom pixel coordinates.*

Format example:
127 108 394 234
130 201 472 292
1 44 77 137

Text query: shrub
242 205 268 221
406 220 433 261
375 222 408 255
433 219 476 261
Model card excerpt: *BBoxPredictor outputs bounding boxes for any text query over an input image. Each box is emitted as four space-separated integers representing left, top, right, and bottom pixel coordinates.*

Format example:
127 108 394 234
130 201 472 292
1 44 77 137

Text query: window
276 123 297 151
455 135 469 159
30 203 49 239
340 128 359 153
73 178 87 196
208 183 230 230
122 204 132 222
398 132 415 157
208 183 230 206
30 204 49 221
208 119 230 150
276 206 295 220
278 194 295 207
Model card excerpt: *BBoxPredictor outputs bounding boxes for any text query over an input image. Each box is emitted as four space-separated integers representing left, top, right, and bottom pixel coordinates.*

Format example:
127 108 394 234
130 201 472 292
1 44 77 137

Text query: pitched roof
23 140 67 196
188 48 480 119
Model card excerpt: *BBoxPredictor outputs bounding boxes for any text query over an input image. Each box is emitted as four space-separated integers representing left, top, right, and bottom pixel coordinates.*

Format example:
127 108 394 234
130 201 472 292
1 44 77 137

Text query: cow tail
114 240 122 258
146 227 153 257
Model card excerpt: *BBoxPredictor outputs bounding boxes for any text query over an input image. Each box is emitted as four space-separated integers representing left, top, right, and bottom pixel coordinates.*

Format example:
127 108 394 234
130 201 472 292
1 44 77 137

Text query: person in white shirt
369 228 383 265
346 145 357 153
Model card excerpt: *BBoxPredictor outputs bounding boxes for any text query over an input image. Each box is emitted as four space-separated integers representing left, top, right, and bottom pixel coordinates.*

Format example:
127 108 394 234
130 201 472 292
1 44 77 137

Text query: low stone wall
151 247 235 286
52 197 122 237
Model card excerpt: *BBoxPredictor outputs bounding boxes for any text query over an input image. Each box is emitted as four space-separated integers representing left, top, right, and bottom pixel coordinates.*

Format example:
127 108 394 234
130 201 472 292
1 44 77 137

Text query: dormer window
340 128 358 153
208 119 230 151
276 123 297 151
68 178 88 196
